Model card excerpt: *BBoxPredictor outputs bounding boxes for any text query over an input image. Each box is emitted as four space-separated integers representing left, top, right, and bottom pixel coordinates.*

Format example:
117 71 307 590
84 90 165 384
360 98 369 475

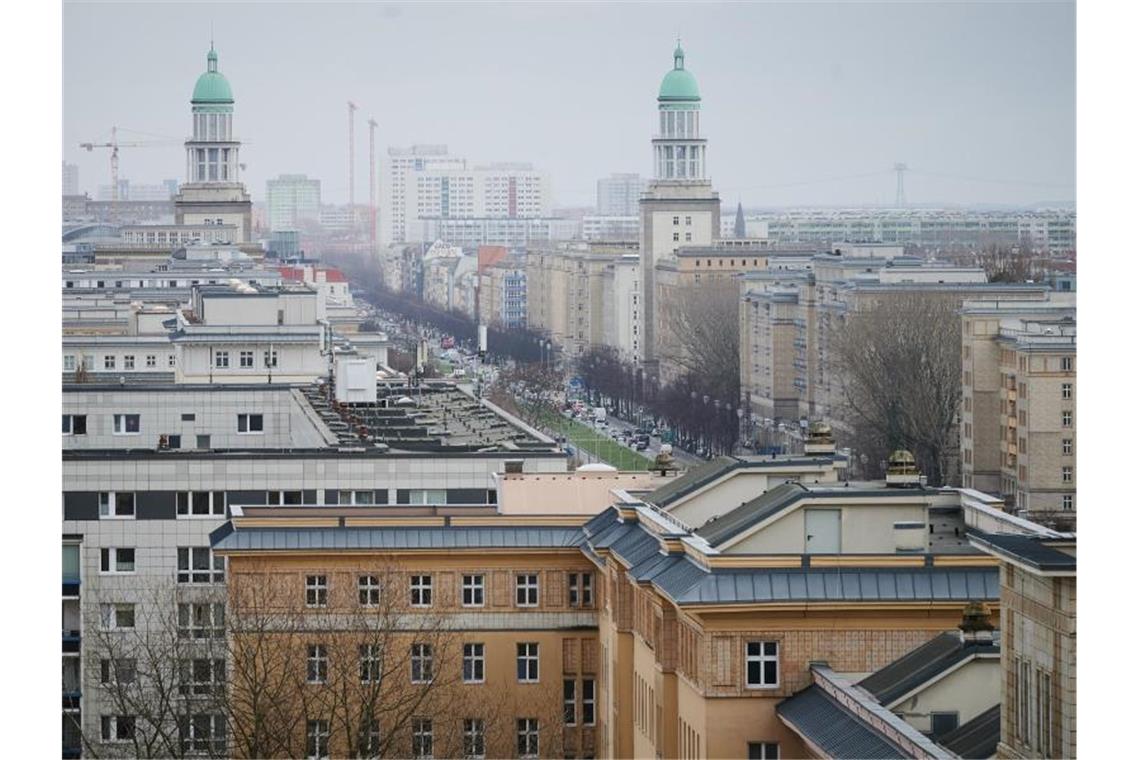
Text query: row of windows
101 714 225 753
65 413 265 437
304 572 593 610
304 642 549 687
305 716 546 760
70 354 173 372
100 602 224 637
214 350 278 369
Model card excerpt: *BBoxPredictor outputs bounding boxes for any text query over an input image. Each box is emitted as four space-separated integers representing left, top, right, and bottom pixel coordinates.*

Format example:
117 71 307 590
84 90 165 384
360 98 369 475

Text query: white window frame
177 491 226 517
306 575 328 607
517 718 540 759
62 414 87 436
64 355 76 372
463 718 485 760
123 355 135 370
748 742 780 759
145 355 156 369
1062 466 1073 483
515 573 539 607
412 717 433 759
564 679 576 726
177 602 225 639
112 413 141 435
360 643 382 683
462 574 484 607
264 349 278 368
745 641 780 689
181 713 226 755
1061 382 1072 400
237 413 264 434
411 643 434 684
462 642 485 683
1062 411 1072 427
104 355 116 370
101 715 136 743
100 603 136 630
239 350 254 368
359 574 381 606
99 547 136 575
168 354 177 368
177 547 225 584
214 350 229 369
179 658 226 696
306 718 330 759
1062 494 1073 510
517 642 540 683
99 658 137 686
99 492 136 519
411 575 433 607
1062 439 1073 455
307 644 328 684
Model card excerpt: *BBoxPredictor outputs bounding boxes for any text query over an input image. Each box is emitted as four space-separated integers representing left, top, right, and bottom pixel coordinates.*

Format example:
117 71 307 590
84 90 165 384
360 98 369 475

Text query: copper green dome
658 43 700 102
192 45 233 104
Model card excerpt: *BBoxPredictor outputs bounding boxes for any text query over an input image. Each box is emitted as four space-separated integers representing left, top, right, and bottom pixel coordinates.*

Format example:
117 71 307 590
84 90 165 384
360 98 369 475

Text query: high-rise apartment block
960 294 1076 520
382 145 467 244
596 173 645 216
266 173 321 231
63 161 80 196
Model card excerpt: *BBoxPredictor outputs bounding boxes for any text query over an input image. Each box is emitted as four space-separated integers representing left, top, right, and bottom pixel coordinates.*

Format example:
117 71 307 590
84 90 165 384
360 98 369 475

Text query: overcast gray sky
63 1 1075 208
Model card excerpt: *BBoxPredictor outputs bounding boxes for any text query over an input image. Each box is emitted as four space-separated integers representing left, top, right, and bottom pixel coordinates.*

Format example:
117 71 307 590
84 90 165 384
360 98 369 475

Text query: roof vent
885 449 922 487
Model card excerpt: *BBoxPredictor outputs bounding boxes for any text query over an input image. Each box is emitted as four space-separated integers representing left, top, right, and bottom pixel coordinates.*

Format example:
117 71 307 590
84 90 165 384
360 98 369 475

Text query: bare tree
976 244 1039 283
830 292 962 485
659 279 741 403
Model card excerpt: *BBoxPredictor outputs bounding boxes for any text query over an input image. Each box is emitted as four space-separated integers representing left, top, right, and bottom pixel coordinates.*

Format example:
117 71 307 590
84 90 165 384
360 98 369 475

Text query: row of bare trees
75 565 565 759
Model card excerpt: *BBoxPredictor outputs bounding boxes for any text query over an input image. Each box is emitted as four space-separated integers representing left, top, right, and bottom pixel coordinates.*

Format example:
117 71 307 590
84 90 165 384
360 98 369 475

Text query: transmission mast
893 162 908 208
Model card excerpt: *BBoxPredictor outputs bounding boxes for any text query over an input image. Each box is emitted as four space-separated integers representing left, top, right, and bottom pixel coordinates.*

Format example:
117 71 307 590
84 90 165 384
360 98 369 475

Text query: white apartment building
596 173 645 216
63 161 80 196
602 254 642 361
266 173 321 231
382 145 467 245
583 215 639 242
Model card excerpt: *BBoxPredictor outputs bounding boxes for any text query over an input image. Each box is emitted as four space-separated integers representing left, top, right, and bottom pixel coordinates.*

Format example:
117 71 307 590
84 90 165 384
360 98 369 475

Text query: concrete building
382 145 467 245
413 216 576 248
63 161 80 196
266 173 321 232
641 44 721 372
583 215 640 242
970 531 1076 759
960 295 1076 521
173 45 253 243
597 173 645 216
601 254 642 362
479 255 529 330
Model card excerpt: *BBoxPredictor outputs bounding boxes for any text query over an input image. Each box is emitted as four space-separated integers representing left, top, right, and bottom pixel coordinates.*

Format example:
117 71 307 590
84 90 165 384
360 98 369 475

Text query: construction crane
347 101 358 209
368 117 378 248
78 125 179 203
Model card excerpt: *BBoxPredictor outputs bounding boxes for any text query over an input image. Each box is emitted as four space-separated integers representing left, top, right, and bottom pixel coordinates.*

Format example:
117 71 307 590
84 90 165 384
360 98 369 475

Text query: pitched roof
937 704 1000 759
694 481 806 544
858 632 998 705
644 456 739 507
213 525 586 552
777 685 909 759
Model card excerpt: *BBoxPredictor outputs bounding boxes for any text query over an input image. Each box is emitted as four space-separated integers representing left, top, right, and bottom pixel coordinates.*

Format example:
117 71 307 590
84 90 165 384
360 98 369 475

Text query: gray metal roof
645 456 740 507
969 532 1075 572
858 632 998 705
937 704 1000 759
777 685 909 759
695 481 807 544
213 525 586 552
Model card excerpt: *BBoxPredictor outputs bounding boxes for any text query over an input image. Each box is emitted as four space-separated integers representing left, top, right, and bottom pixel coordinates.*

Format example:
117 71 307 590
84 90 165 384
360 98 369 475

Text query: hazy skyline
63 1 1075 208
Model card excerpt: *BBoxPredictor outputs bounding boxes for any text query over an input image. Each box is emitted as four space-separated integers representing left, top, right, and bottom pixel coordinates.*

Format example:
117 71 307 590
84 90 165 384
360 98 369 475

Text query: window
306 719 330 759
177 547 225 583
564 679 576 725
64 355 76 372
516 573 539 607
112 414 140 435
146 355 156 369
237 413 264 433
240 351 254 368
582 678 596 725
673 216 679 225
568 573 593 607
1062 466 1073 483
1018 658 1030 742
181 714 226 755
62 414 87 435
177 491 225 516
100 658 137 685
100 603 136 630
169 354 177 368
672 232 679 242
517 718 540 759
463 718 485 760
1038 670 1052 756
1061 382 1072 399
167 434 181 449
340 489 376 505
177 603 224 639
123 355 135 370
101 716 136 743
104 355 116 370
265 349 279 368
99 548 135 574
307 645 328 683
359 718 382 759
306 575 328 607
685 215 692 225
748 743 779 759
463 643 485 683
359 575 381 606
1062 410 1072 427
930 712 959 737
411 575 433 607
517 643 539 682
745 641 779 688
412 718 433 759
360 644 382 683
196 434 211 449
99 491 135 518
1061 356 1073 371
179 658 225 695
685 232 692 242
215 351 229 369
411 643 434 683
1062 439 1073 455
1062 494 1074 511
462 574 485 607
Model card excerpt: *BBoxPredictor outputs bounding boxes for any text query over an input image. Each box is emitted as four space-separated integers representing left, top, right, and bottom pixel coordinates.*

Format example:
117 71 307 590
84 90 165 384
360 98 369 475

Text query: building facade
596 173 645 216
382 145 467 245
266 174 321 232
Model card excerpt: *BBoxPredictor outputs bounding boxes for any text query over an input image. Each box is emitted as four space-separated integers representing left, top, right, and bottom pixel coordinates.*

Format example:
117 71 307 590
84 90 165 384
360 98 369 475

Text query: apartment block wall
962 315 1005 493
997 564 1076 759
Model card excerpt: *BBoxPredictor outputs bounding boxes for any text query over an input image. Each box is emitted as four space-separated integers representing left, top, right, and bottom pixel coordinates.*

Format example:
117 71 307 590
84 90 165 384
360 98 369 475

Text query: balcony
62 576 80 599
62 630 80 655
62 691 81 711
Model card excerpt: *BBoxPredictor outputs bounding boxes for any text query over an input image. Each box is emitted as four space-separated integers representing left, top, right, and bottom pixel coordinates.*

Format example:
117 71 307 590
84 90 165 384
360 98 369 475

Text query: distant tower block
894 162 908 208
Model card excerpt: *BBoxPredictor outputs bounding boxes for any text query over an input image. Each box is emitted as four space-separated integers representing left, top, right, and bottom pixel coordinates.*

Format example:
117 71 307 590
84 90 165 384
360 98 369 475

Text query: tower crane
78 126 179 203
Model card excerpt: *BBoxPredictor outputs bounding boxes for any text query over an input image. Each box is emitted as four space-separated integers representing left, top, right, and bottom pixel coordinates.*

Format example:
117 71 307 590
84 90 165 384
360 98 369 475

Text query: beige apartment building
960 294 1076 520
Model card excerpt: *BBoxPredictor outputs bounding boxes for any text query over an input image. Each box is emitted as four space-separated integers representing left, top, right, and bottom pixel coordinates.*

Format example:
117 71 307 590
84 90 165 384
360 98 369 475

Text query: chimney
958 601 996 645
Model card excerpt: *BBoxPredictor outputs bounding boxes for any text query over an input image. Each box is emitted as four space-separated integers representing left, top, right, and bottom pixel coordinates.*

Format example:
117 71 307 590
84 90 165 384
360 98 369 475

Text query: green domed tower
175 44 251 242
652 43 707 181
